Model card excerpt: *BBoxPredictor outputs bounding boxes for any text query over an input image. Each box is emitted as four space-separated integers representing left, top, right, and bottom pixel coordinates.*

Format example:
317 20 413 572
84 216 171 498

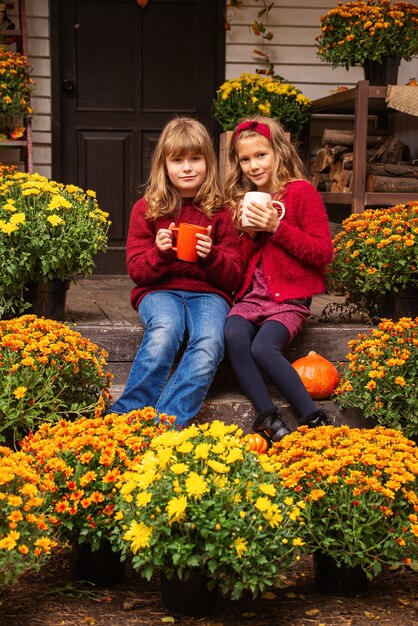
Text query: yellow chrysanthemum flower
234 537 248 558
166 495 187 523
123 520 153 553
185 472 208 498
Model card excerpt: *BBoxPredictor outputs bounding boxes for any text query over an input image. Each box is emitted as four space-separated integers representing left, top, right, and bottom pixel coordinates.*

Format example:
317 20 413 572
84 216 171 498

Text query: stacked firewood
310 129 418 193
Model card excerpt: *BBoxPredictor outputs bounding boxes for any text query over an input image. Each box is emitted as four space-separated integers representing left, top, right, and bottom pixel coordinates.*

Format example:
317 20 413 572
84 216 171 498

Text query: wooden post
352 81 369 214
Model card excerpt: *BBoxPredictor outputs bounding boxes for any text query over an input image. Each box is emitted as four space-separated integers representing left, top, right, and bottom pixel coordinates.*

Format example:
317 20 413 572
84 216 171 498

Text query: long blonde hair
144 117 223 219
224 115 306 225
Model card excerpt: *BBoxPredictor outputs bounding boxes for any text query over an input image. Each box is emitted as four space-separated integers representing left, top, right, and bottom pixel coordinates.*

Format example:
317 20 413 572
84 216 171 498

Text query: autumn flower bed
0 44 34 118
329 202 418 316
0 172 110 318
316 1 418 70
213 73 311 137
0 446 57 586
334 317 418 438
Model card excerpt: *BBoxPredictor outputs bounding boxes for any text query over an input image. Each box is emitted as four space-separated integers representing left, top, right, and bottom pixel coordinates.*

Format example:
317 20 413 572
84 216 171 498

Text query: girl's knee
205 332 225 362
251 339 279 366
224 317 250 347
145 324 183 355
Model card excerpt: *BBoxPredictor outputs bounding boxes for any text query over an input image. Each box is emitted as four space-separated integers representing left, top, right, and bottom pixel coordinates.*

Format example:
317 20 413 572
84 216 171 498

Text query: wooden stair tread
108 383 369 433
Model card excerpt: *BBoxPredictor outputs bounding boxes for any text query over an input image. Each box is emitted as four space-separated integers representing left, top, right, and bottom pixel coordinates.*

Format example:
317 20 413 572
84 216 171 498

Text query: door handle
62 79 75 93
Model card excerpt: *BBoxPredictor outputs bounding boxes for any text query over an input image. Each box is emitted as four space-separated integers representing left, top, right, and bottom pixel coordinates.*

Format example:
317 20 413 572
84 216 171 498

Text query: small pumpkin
292 351 340 400
242 432 269 454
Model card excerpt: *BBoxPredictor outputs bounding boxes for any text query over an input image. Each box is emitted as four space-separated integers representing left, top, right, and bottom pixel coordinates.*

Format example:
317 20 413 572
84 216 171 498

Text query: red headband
232 120 271 143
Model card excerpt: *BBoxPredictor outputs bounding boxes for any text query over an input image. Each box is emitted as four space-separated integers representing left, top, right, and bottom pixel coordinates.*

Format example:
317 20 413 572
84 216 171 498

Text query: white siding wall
27 0 51 177
226 0 418 100
0 0 51 176
5 1 418 176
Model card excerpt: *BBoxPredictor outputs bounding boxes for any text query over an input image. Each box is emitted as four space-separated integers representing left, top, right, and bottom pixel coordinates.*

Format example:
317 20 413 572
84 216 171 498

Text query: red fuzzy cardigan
236 180 334 303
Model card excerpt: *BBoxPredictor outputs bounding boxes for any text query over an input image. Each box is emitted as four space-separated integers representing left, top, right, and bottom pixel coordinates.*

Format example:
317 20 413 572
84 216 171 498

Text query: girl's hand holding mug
156 222 211 261
238 200 257 240
155 223 176 251
169 222 209 262
196 224 212 259
241 192 285 233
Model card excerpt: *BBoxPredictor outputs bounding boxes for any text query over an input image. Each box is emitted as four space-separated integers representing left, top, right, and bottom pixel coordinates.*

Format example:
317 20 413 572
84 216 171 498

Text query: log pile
310 128 418 193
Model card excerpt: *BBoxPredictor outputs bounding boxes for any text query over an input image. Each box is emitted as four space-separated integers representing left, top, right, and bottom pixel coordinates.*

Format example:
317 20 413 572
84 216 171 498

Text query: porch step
79 322 368 387
86 323 369 433
66 277 371 431
107 384 368 434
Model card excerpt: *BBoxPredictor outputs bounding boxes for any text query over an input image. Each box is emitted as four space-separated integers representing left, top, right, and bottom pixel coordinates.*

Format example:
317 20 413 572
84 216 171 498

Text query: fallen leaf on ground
305 608 320 616
122 597 142 610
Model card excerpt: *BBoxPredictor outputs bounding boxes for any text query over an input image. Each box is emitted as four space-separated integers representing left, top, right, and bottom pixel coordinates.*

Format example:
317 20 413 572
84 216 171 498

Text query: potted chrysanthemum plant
112 420 306 616
0 315 111 446
269 425 418 596
0 446 58 586
20 408 175 587
0 171 110 319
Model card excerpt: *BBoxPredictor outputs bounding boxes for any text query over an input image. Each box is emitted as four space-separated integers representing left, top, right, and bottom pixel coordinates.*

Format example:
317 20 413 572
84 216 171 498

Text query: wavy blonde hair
224 115 306 227
144 117 223 219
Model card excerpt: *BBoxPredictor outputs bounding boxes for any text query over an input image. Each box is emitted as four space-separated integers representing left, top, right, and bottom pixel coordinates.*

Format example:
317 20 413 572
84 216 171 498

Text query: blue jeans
110 290 230 426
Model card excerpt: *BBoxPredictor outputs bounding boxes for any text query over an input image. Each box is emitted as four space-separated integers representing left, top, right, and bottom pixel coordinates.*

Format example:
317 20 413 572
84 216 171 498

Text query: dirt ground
1 549 417 626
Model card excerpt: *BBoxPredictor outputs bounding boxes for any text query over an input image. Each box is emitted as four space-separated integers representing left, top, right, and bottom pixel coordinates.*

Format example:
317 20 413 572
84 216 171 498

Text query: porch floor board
65 275 347 327
66 276 138 326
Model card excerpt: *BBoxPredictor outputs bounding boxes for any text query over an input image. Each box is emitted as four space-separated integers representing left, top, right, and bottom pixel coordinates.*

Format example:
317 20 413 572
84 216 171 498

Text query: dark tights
224 316 317 419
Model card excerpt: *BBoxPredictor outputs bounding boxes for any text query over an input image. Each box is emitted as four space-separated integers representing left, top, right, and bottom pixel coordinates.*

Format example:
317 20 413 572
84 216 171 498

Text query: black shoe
299 410 330 428
252 408 292 442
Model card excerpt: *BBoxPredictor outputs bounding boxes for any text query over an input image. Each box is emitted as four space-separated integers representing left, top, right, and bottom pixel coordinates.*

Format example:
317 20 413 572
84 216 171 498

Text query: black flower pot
313 552 368 597
160 570 217 618
375 286 418 321
363 57 400 86
25 279 70 321
71 539 125 587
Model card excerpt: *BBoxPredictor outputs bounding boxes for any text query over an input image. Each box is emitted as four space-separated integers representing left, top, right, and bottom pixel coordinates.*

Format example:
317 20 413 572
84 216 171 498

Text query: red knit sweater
236 180 334 302
126 197 244 310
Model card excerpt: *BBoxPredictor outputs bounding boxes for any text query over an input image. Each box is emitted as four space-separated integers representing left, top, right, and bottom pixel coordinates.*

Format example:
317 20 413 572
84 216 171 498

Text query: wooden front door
51 0 225 273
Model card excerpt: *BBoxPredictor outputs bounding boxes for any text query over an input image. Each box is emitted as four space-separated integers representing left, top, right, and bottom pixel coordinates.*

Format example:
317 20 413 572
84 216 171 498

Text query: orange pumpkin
242 432 269 454
291 351 340 400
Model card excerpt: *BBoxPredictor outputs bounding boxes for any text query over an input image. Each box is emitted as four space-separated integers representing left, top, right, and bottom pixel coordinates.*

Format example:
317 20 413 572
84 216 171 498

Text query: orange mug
170 223 208 262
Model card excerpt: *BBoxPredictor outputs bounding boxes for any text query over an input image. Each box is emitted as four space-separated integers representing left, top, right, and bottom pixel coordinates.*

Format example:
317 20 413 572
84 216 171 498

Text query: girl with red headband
224 115 334 443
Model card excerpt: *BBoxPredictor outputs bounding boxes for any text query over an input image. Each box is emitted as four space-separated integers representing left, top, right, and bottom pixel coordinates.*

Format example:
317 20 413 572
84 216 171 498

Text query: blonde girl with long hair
110 117 242 426
224 116 334 443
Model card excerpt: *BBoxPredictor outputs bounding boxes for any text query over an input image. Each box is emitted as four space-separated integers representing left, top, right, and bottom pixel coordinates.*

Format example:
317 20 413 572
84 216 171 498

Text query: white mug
241 191 286 228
